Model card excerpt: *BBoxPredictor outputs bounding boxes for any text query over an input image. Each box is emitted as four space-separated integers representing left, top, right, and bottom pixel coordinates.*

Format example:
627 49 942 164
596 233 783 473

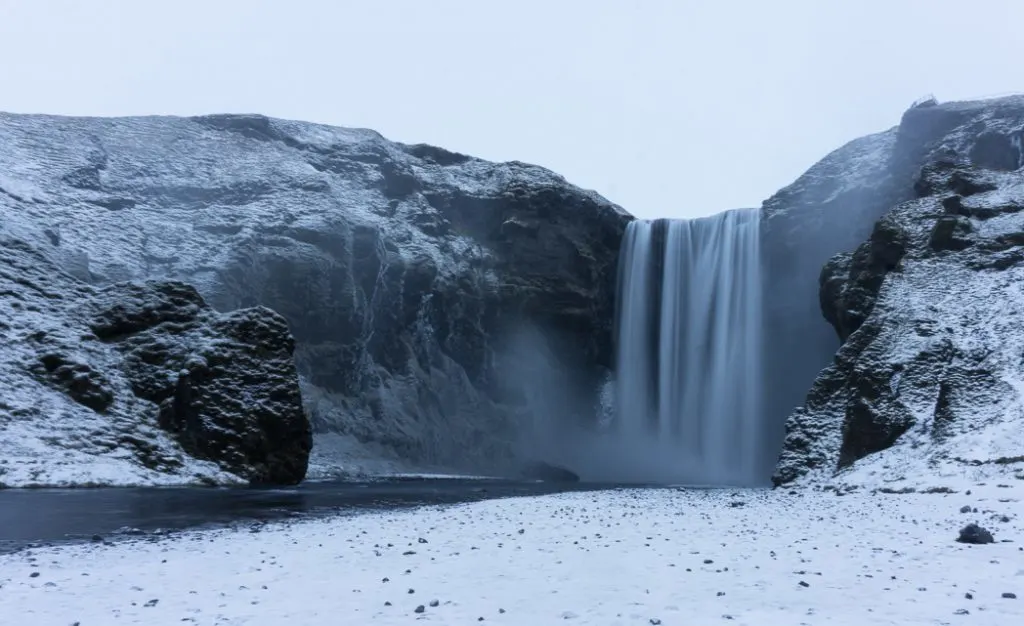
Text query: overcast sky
1 0 1021 218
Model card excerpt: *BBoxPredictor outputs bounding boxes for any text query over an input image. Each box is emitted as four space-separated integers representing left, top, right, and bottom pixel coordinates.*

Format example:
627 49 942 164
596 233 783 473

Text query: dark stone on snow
957 523 994 545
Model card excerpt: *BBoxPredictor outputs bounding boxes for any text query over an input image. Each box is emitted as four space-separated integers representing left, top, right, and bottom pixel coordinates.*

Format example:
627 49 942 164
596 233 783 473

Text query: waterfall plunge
611 208 764 486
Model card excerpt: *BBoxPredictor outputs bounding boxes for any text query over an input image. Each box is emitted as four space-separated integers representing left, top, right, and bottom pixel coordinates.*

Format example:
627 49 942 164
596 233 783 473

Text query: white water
612 208 764 486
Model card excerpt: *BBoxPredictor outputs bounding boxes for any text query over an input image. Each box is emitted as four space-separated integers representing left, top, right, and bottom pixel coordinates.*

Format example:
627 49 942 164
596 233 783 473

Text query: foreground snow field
2 485 1022 626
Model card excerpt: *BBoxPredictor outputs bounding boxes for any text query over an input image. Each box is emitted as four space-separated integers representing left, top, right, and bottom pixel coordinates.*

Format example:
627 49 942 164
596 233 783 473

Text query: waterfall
612 208 764 486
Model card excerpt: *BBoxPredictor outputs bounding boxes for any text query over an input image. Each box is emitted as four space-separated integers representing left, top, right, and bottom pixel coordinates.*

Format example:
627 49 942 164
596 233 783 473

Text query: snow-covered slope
0 223 310 487
0 112 631 479
774 96 1024 489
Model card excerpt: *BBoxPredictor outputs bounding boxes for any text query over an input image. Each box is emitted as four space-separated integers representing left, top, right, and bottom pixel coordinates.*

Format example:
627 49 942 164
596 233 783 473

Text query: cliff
0 112 630 484
771 96 1024 489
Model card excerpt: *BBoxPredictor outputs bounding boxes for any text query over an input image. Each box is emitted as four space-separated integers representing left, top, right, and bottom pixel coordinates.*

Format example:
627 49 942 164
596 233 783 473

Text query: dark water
0 478 622 552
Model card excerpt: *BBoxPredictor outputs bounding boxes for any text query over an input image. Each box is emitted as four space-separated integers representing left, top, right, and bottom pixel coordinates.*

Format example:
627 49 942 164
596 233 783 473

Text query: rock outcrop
0 229 311 487
0 112 630 479
773 96 1024 488
759 97 1002 469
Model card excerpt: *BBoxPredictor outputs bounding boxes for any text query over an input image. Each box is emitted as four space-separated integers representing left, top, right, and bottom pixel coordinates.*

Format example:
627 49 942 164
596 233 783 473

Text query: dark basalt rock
95 282 311 485
928 215 973 251
819 215 908 343
31 352 115 413
0 232 311 486
773 96 1024 486
957 523 995 545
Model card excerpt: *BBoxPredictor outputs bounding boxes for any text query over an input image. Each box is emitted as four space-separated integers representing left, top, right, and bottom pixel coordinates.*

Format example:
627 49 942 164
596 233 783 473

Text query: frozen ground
2 483 1022 626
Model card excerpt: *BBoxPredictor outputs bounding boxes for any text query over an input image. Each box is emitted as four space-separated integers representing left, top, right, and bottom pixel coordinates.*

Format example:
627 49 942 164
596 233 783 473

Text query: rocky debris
956 524 995 545
773 96 1024 487
0 230 311 487
0 112 630 476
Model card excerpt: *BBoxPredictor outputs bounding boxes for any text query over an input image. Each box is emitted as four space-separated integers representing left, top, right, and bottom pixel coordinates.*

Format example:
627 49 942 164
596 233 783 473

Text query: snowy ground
2 484 1022 626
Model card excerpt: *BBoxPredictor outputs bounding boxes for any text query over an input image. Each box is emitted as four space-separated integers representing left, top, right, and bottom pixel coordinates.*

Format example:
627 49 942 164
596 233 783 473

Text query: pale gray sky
1 0 1021 218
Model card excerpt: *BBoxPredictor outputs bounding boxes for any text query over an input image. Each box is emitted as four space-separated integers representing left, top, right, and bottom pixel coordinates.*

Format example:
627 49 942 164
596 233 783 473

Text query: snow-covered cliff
0 112 630 483
772 96 1024 489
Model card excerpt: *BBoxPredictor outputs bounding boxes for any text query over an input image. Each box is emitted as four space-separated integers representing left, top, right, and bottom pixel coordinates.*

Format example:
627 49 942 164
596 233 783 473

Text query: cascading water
612 208 764 486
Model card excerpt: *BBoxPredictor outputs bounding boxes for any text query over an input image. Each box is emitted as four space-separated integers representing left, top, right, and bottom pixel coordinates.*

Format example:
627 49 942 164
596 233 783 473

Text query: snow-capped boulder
0 231 311 487
773 96 1024 488
0 112 630 477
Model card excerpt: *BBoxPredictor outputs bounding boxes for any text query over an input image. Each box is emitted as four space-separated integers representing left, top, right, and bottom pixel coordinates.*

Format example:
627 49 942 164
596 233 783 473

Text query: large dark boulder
0 112 630 478
773 96 1024 488
91 281 311 485
0 231 311 487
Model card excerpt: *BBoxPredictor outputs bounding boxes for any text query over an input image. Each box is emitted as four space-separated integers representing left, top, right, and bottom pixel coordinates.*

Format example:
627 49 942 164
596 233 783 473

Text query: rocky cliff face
772 96 1024 488
0 226 311 487
758 97 1009 470
0 113 630 479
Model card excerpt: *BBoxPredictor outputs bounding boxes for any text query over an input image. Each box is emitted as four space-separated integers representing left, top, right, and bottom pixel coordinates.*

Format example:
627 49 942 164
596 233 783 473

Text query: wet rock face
0 233 311 487
774 96 1024 487
0 112 630 475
